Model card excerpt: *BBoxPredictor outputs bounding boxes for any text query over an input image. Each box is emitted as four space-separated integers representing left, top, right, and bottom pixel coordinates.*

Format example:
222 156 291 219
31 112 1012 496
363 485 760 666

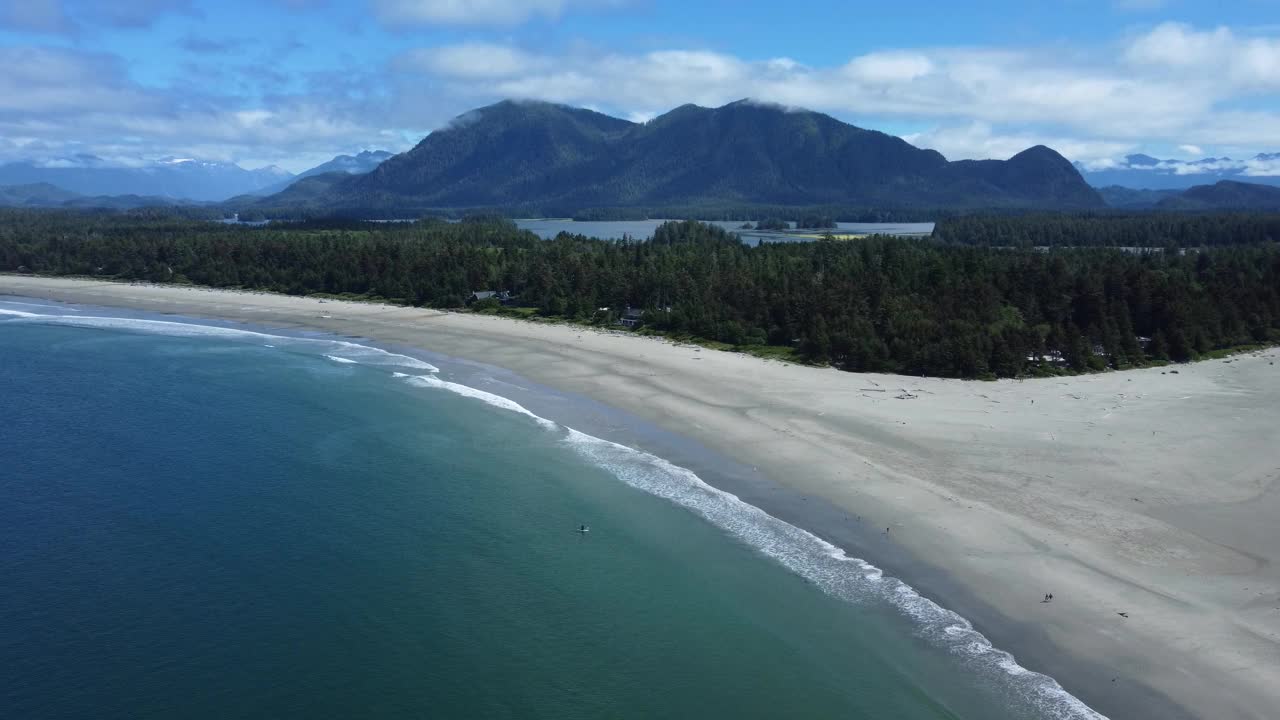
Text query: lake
513 219 935 244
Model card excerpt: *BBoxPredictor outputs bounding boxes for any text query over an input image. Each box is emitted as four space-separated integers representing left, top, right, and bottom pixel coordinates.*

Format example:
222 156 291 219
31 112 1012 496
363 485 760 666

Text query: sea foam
400 373 557 430
1 311 438 372
0 300 79 312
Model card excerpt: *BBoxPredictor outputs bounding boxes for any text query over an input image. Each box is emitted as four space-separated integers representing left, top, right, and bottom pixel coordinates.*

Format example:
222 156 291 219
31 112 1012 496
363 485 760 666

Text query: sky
1 0 1279 173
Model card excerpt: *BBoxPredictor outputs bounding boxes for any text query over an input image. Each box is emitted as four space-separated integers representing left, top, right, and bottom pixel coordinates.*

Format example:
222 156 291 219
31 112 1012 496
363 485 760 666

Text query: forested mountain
4 211 1275 379
1157 180 1280 210
0 183 81 207
1096 185 1180 208
1094 180 1280 210
260 100 1103 214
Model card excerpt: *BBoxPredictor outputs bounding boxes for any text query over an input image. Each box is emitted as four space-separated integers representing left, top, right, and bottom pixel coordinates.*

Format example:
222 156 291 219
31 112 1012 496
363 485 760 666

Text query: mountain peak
1125 153 1161 166
295 99 1101 212
253 165 292 176
1009 145 1073 166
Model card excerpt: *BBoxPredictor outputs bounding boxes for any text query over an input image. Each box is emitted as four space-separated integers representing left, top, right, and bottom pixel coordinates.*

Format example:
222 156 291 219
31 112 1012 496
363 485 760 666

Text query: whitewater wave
1 311 438 372
399 373 558 430
324 355 359 364
396 372 1107 720
0 300 80 312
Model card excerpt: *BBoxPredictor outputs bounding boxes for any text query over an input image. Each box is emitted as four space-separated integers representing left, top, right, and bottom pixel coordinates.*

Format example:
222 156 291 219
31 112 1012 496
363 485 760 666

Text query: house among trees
467 290 512 305
619 307 645 328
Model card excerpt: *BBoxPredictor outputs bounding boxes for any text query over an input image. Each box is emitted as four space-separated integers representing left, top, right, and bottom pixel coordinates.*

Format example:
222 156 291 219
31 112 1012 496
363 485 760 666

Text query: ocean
0 299 1103 720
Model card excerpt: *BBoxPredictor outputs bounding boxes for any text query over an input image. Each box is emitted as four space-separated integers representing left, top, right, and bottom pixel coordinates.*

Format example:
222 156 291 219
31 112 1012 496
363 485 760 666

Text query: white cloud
1242 158 1280 176
388 24 1280 164
0 47 152 114
0 46 407 171
843 52 933 84
903 122 1135 162
1177 144 1203 156
373 0 621 26
396 41 1213 142
5 20 1280 173
1088 151 1280 179
1125 22 1280 91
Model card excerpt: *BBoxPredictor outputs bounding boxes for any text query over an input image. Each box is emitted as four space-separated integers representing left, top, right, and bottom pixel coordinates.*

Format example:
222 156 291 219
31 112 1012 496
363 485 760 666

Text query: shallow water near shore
1 299 1101 719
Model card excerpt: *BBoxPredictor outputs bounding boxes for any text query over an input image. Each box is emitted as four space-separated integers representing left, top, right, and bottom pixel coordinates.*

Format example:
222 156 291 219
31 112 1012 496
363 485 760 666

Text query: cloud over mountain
2 10 1280 173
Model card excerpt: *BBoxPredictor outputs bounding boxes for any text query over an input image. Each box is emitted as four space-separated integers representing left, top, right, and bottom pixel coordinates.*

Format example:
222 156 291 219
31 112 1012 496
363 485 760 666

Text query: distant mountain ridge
262 99 1102 213
1094 180 1280 210
253 150 393 196
1080 152 1280 191
1158 180 1280 210
0 183 81 207
0 156 291 201
0 182 194 210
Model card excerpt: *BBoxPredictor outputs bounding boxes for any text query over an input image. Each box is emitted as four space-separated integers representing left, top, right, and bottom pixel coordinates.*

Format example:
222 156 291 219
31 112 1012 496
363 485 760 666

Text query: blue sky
1 0 1279 173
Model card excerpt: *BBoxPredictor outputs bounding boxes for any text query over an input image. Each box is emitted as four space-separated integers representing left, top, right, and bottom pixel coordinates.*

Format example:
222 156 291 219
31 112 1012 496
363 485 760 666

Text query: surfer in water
577 524 589 534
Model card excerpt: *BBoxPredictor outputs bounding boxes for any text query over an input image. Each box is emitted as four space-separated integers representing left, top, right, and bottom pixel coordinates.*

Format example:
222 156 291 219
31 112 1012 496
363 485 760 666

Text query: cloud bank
2 18 1279 171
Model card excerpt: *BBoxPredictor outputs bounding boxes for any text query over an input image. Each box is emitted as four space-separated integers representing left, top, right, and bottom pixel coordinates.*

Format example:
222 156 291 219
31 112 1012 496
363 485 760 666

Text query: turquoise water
0 301 1099 719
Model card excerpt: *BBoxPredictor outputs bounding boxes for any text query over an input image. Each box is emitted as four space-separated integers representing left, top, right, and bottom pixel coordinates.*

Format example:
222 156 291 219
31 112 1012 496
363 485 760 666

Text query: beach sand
4 275 1278 720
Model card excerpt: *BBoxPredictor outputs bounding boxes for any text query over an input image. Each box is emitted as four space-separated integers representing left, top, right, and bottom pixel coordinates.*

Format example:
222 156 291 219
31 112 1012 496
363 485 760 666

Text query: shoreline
5 276 1279 720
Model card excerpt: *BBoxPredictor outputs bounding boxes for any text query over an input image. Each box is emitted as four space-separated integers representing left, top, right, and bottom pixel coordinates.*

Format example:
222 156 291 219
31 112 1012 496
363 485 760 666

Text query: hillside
260 99 1103 214
1157 180 1280 210
1095 185 1181 209
0 183 81 207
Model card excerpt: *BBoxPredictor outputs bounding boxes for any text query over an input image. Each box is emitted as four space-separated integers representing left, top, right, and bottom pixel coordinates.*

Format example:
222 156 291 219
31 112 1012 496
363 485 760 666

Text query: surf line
394 371 1108 720
3 311 439 372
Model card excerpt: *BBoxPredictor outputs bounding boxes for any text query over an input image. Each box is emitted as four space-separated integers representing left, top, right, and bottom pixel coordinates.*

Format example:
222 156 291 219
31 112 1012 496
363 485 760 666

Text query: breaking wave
394 372 1105 720
1 310 438 372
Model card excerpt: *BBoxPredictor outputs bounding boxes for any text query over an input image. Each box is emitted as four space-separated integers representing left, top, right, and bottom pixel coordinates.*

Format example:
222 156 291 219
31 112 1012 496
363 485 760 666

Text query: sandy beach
4 275 1278 720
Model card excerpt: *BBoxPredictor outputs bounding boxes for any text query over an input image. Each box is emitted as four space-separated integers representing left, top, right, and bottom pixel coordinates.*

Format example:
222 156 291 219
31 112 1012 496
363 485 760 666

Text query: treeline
937 212 1280 248
2 210 1277 378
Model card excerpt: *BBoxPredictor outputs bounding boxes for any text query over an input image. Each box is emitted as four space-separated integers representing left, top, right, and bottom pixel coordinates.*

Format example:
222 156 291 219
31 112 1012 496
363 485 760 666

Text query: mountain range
253 150 394 197
1094 180 1280 210
8 105 1280 214
1079 153 1280 191
0 156 293 202
258 99 1104 214
0 182 194 210
0 150 395 208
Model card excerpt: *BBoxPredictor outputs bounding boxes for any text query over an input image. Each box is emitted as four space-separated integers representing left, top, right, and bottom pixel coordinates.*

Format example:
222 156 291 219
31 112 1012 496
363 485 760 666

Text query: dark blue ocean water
0 302 1101 720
